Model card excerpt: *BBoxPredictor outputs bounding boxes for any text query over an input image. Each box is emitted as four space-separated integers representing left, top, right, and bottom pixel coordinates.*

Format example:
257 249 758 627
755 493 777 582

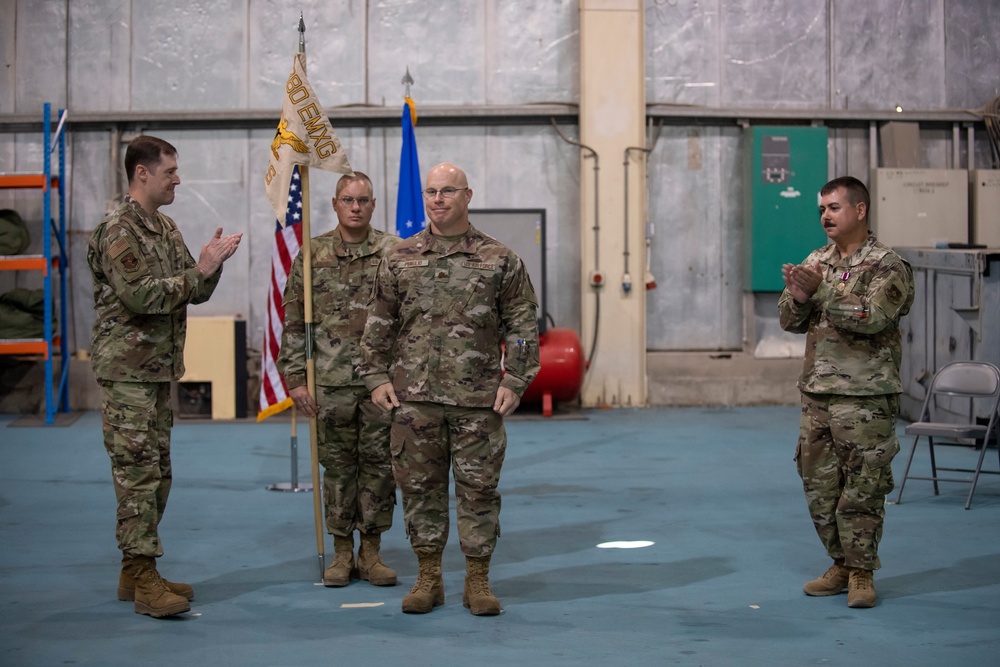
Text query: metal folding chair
894 361 1000 510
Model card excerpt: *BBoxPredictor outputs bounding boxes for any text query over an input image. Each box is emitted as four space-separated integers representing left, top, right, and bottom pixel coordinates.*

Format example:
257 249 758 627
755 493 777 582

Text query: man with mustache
780 176 914 609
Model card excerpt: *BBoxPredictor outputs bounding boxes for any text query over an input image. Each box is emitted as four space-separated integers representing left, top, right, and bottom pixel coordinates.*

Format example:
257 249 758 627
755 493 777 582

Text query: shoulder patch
109 237 130 259
120 251 141 273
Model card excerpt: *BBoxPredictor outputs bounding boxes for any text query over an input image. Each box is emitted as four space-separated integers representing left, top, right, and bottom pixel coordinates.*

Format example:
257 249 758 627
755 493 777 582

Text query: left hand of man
493 386 520 417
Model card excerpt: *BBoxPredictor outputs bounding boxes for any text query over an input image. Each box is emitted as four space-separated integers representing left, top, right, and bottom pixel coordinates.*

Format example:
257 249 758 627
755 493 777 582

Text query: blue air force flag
395 98 425 238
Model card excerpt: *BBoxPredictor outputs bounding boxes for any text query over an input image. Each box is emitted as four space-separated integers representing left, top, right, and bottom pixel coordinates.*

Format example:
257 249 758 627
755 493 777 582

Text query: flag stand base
266 482 313 492
266 433 311 492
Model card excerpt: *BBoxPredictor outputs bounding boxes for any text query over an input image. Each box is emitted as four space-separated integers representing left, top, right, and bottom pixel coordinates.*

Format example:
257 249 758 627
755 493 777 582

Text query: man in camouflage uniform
88 135 242 618
278 171 399 588
359 162 540 616
779 176 914 609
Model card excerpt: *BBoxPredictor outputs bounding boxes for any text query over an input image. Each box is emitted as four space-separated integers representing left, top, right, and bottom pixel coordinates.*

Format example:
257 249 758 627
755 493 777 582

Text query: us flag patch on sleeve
109 237 130 259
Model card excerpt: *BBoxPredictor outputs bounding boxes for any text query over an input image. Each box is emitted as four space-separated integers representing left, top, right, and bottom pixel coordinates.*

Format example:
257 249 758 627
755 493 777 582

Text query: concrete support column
579 0 647 407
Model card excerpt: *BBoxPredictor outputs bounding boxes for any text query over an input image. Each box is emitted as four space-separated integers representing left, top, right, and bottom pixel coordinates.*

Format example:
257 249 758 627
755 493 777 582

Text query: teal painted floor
1 406 998 666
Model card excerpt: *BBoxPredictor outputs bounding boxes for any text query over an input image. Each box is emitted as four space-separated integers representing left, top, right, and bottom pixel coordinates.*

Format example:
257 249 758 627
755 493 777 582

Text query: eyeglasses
337 196 373 207
422 187 468 199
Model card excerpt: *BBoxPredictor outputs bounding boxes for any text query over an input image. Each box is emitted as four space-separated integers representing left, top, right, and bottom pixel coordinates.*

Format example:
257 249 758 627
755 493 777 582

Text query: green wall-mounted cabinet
744 126 830 292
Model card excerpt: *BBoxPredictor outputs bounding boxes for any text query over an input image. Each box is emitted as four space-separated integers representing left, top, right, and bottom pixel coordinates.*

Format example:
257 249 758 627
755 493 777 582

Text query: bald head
427 163 469 187
424 162 473 235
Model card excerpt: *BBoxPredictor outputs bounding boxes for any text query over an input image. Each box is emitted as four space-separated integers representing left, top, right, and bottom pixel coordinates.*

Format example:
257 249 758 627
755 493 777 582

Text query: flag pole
297 12 326 581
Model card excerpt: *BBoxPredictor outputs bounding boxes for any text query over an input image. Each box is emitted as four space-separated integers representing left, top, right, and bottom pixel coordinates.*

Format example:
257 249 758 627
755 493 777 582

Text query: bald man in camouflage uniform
88 135 242 618
359 162 540 616
278 171 400 589
779 176 914 609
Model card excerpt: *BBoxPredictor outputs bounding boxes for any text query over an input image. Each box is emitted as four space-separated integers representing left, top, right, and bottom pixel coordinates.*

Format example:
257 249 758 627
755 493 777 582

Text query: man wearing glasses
359 163 540 616
278 171 400 589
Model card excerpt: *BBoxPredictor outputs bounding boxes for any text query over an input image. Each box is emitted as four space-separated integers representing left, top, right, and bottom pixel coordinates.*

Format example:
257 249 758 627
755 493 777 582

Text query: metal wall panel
0 0 17 114
131 0 248 110
12 0 67 111
645 126 743 350
248 1 367 108
367 1 486 105
829 126 870 183
66 131 118 352
645 0 721 106
944 0 1000 108
721 0 828 108
487 0 579 104
834 0 945 111
67 0 131 111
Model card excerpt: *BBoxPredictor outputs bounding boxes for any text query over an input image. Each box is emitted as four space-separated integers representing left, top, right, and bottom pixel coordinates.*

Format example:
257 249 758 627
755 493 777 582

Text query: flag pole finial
402 67 414 99
298 12 306 53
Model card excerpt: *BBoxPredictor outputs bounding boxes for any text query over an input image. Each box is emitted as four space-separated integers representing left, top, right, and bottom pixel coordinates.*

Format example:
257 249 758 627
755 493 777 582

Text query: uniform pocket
453 267 496 325
312 265 339 312
487 421 507 461
389 420 407 459
103 382 157 466
861 438 900 475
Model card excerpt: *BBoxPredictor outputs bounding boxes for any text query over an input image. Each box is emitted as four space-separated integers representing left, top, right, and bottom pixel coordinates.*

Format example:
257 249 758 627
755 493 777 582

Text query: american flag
257 166 303 421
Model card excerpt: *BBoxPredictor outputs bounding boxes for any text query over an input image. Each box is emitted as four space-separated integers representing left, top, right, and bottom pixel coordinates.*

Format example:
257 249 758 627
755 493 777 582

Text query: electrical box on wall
870 168 968 248
744 126 829 291
970 170 1000 247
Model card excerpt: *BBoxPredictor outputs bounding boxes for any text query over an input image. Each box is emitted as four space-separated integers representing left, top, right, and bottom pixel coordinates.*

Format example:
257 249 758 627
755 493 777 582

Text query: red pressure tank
519 328 585 416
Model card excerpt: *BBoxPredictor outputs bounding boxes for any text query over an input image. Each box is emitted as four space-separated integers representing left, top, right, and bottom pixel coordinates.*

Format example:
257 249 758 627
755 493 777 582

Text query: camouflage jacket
278 226 399 389
778 234 914 396
359 225 541 407
88 196 221 382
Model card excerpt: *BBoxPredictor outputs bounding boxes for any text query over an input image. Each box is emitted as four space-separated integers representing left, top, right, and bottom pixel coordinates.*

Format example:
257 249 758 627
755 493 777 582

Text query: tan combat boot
847 568 877 608
118 554 194 602
401 547 444 614
803 559 849 596
131 556 191 618
323 534 357 587
357 533 397 586
463 555 501 616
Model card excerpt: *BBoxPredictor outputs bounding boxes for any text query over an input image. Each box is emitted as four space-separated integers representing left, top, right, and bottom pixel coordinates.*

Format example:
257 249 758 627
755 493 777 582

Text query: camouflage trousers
98 380 173 559
796 392 900 570
390 401 506 558
317 385 395 537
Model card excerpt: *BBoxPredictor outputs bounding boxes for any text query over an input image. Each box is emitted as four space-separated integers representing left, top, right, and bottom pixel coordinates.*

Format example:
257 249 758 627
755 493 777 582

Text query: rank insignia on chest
435 269 449 281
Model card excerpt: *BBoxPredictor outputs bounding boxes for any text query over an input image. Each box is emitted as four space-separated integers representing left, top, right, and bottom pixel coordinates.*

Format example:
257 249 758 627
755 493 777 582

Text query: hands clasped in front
782 262 823 305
